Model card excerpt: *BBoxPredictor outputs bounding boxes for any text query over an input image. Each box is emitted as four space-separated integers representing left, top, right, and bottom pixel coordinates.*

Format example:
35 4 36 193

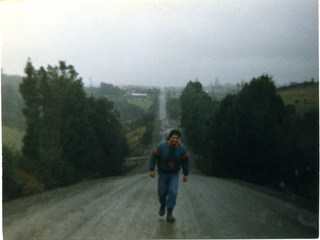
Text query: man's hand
150 171 155 178
183 175 188 182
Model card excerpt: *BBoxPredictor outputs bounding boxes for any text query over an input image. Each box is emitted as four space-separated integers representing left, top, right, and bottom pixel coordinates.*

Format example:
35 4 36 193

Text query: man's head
167 129 181 146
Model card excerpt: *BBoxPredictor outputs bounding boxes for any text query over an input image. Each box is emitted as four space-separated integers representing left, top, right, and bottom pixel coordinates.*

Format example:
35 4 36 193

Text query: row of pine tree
179 75 318 209
4 61 130 200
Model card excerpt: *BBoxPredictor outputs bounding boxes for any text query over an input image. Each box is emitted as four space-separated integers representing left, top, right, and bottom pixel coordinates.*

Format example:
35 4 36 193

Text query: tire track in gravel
3 166 318 239
3 174 147 239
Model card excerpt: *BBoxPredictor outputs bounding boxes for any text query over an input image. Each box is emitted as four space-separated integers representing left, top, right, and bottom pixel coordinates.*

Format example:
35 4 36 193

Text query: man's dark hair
167 129 181 140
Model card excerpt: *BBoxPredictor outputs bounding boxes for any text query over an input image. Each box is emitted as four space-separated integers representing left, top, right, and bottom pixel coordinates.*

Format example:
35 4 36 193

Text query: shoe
166 208 176 222
159 204 166 216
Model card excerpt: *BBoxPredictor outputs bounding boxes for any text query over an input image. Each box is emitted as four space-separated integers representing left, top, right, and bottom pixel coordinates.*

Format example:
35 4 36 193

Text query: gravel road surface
3 157 318 239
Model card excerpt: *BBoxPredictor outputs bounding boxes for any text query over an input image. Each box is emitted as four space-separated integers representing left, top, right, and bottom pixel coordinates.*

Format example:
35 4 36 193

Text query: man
149 129 189 222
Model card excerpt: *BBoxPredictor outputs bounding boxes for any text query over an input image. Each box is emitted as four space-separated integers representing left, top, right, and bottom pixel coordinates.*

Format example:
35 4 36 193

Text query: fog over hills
1 0 318 87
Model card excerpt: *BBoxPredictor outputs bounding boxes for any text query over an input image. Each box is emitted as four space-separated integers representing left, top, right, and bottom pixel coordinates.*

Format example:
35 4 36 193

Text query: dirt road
3 156 318 239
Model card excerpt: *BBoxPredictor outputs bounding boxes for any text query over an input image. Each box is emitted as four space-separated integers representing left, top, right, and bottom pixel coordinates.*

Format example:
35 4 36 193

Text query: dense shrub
3 145 24 200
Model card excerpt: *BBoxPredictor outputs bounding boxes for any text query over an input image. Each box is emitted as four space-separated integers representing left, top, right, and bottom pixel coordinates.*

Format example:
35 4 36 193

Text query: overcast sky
1 0 318 87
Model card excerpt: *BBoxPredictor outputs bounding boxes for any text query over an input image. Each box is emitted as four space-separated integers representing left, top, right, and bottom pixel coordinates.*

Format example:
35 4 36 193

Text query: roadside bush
37 151 77 188
3 145 24 201
283 108 319 202
3 145 45 200
20 171 45 196
141 122 155 145
129 112 156 146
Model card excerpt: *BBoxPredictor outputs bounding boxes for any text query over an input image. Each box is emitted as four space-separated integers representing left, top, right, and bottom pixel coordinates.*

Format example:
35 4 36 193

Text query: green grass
2 126 24 151
127 97 154 112
277 83 319 115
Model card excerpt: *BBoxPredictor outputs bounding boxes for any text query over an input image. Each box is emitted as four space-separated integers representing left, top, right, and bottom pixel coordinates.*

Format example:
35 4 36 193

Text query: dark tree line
85 82 124 97
179 75 318 206
3 60 129 199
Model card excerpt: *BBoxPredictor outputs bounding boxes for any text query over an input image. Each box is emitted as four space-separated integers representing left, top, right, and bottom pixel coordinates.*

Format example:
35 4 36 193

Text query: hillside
1 74 25 130
1 74 159 163
2 126 24 151
1 74 22 87
277 82 319 114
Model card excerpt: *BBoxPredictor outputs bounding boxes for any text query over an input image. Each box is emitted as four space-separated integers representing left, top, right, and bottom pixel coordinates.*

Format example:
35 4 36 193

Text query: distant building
131 93 147 97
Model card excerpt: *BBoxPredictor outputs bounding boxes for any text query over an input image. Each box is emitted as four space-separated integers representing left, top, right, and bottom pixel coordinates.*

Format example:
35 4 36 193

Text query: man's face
169 134 180 146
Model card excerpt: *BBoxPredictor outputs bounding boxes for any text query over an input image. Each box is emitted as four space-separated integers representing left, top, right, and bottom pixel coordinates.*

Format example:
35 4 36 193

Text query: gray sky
1 0 318 87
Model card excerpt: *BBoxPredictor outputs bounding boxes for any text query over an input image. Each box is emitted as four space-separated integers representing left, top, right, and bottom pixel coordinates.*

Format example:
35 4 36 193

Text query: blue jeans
158 172 179 209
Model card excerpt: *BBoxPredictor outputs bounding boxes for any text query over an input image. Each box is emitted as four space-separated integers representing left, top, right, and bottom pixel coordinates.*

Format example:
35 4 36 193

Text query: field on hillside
2 126 24 151
277 83 319 114
2 83 317 153
126 97 153 112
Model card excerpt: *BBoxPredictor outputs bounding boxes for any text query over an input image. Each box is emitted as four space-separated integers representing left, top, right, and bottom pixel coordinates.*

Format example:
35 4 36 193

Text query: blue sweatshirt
149 140 189 176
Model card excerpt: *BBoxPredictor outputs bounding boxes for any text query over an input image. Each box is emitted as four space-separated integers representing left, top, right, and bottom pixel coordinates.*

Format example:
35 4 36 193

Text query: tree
236 75 286 183
19 60 129 187
179 81 204 138
87 97 129 176
179 81 215 155
99 82 122 96
210 94 238 176
212 75 287 184
19 60 41 171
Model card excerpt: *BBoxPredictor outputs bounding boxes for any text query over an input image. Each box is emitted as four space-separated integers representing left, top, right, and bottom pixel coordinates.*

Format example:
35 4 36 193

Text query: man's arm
149 149 159 178
181 155 189 176
181 154 189 180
